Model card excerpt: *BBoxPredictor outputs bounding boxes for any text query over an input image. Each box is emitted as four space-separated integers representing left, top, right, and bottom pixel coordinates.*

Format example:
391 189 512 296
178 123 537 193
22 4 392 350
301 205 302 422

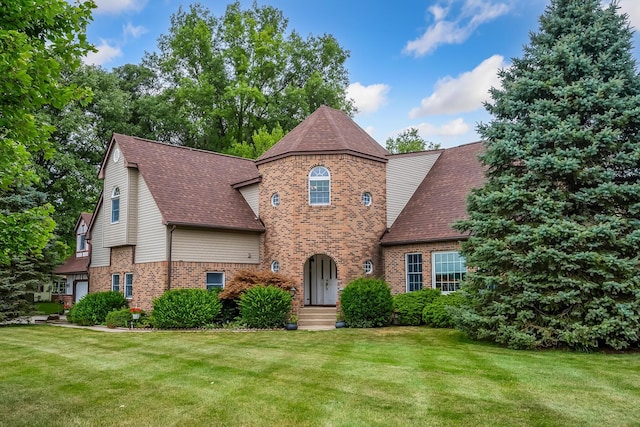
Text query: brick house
54 213 92 306
78 105 485 311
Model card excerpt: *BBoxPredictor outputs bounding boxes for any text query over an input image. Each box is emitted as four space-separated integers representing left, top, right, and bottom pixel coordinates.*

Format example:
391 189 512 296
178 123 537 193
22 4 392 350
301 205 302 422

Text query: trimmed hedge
423 292 468 328
393 288 441 326
152 289 221 328
67 291 127 326
340 278 393 328
240 286 292 329
105 308 132 328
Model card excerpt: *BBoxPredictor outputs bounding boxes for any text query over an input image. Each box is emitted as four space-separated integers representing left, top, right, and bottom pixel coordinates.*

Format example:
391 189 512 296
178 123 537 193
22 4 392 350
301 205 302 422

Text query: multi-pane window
78 234 87 252
206 272 224 290
271 193 280 207
112 274 120 292
111 187 120 223
309 166 330 205
406 253 423 292
362 192 372 206
432 252 466 293
271 261 280 273
125 273 133 299
363 260 373 275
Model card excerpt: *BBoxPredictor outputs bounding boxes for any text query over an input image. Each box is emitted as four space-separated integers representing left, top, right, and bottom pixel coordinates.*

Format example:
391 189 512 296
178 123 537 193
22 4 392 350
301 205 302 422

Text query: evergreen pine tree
454 0 640 350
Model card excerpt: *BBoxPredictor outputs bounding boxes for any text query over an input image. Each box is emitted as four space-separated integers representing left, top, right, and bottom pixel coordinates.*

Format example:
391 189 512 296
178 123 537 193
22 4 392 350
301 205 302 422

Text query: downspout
167 225 176 291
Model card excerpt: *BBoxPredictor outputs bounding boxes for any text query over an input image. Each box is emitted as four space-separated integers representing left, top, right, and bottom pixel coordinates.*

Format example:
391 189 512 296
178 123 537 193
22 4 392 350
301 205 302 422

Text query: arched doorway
304 254 338 306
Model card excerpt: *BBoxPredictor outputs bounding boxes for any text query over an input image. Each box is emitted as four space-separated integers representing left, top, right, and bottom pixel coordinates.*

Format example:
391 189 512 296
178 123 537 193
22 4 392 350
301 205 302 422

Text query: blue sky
85 0 640 148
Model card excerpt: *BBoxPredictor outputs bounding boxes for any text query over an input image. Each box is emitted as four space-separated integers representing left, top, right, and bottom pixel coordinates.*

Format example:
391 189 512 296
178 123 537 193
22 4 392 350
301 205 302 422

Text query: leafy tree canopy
385 128 440 154
143 1 353 152
0 0 94 265
454 0 640 350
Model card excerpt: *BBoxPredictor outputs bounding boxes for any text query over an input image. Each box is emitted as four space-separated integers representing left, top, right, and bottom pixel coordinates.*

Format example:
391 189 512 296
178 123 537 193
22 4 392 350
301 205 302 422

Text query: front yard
0 325 638 426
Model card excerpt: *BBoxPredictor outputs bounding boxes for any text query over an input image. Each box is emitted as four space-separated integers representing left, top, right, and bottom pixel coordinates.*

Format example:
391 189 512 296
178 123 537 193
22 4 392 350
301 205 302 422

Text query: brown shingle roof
54 255 89 275
103 134 264 232
380 142 486 245
256 105 389 165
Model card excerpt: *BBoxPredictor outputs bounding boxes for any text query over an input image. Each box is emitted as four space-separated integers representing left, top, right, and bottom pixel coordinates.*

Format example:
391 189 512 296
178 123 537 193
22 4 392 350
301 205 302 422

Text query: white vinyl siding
238 183 259 216
127 170 138 245
90 204 110 267
171 229 260 264
386 152 440 227
103 143 129 247
135 177 167 263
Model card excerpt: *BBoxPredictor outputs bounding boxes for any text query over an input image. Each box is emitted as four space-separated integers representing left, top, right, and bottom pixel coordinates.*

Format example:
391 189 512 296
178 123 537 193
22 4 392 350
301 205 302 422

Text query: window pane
125 274 133 298
206 272 224 290
406 253 423 292
433 252 466 293
111 198 120 223
112 274 120 292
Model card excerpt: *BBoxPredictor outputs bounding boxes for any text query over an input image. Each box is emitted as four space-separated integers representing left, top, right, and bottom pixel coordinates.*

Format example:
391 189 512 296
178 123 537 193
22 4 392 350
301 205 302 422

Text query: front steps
297 306 336 330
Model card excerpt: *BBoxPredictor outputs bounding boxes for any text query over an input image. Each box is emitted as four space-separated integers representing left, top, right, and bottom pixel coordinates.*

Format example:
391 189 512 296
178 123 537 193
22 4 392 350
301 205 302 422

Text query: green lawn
0 326 638 427
34 302 63 315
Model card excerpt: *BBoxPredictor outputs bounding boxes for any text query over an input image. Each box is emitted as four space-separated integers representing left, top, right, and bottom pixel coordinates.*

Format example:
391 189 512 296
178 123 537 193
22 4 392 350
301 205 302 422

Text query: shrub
67 291 127 325
152 289 222 329
393 288 441 326
340 278 393 328
105 308 132 328
239 286 292 329
209 287 240 324
423 292 468 328
219 270 295 300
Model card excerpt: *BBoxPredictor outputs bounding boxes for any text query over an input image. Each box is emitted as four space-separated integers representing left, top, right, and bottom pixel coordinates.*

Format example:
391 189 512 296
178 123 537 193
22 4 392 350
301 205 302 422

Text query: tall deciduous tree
385 128 440 153
454 0 640 350
144 1 353 152
0 0 94 319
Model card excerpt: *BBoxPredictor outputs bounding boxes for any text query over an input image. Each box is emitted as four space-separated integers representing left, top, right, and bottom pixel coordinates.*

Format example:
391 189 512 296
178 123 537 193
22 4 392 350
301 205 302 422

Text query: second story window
309 166 330 206
111 187 120 223
78 234 86 252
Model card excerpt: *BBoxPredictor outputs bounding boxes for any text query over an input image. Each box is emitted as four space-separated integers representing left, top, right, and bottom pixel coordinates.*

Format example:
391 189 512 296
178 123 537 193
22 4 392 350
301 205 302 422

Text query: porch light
289 287 296 296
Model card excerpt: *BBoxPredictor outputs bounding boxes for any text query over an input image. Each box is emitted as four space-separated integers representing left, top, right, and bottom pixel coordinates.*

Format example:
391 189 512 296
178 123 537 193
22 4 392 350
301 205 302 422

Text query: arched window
363 260 373 275
111 187 120 223
271 260 280 273
309 166 330 206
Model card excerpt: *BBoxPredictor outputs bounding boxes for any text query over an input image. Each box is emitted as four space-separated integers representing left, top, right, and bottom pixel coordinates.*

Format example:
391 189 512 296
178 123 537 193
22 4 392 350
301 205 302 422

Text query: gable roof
380 141 486 245
256 105 389 165
54 213 93 275
101 134 264 232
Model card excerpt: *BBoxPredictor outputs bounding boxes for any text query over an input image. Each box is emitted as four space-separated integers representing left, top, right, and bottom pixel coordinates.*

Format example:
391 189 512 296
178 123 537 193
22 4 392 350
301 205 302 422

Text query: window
77 234 86 252
271 261 280 273
125 273 133 299
53 281 67 295
406 253 423 292
309 166 330 205
271 193 280 207
433 252 466 293
111 187 120 223
363 260 373 275
112 274 120 292
206 272 224 290
362 192 372 206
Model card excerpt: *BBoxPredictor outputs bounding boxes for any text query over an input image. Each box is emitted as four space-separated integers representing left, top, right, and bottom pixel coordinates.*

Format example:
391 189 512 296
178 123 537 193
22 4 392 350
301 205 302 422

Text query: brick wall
258 154 387 306
89 245 258 311
382 241 464 295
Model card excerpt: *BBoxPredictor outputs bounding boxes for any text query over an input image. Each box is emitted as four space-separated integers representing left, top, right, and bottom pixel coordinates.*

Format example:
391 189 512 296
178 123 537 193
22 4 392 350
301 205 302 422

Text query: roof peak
256 105 389 165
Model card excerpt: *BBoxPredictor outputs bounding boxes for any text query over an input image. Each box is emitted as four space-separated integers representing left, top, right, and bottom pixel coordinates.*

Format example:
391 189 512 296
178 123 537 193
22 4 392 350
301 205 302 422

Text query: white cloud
615 0 640 29
84 40 122 66
405 0 511 56
409 54 506 118
347 82 390 115
123 22 148 39
415 118 471 137
94 0 147 15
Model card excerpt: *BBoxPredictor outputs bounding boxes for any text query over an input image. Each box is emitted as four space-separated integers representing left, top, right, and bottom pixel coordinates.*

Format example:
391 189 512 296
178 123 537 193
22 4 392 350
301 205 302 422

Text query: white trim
111 274 120 293
113 148 120 163
431 251 466 294
309 166 331 206
124 273 133 299
405 252 423 292
362 192 372 206
206 271 225 290
271 193 280 207
111 186 120 224
271 260 280 273
363 259 373 274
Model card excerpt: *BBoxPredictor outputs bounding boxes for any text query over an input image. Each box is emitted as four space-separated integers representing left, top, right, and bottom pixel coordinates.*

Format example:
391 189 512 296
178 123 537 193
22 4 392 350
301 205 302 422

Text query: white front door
75 281 88 303
306 255 337 305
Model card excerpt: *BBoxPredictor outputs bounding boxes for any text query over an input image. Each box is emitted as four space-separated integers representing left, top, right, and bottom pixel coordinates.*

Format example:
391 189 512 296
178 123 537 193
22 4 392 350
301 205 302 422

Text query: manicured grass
0 326 639 427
